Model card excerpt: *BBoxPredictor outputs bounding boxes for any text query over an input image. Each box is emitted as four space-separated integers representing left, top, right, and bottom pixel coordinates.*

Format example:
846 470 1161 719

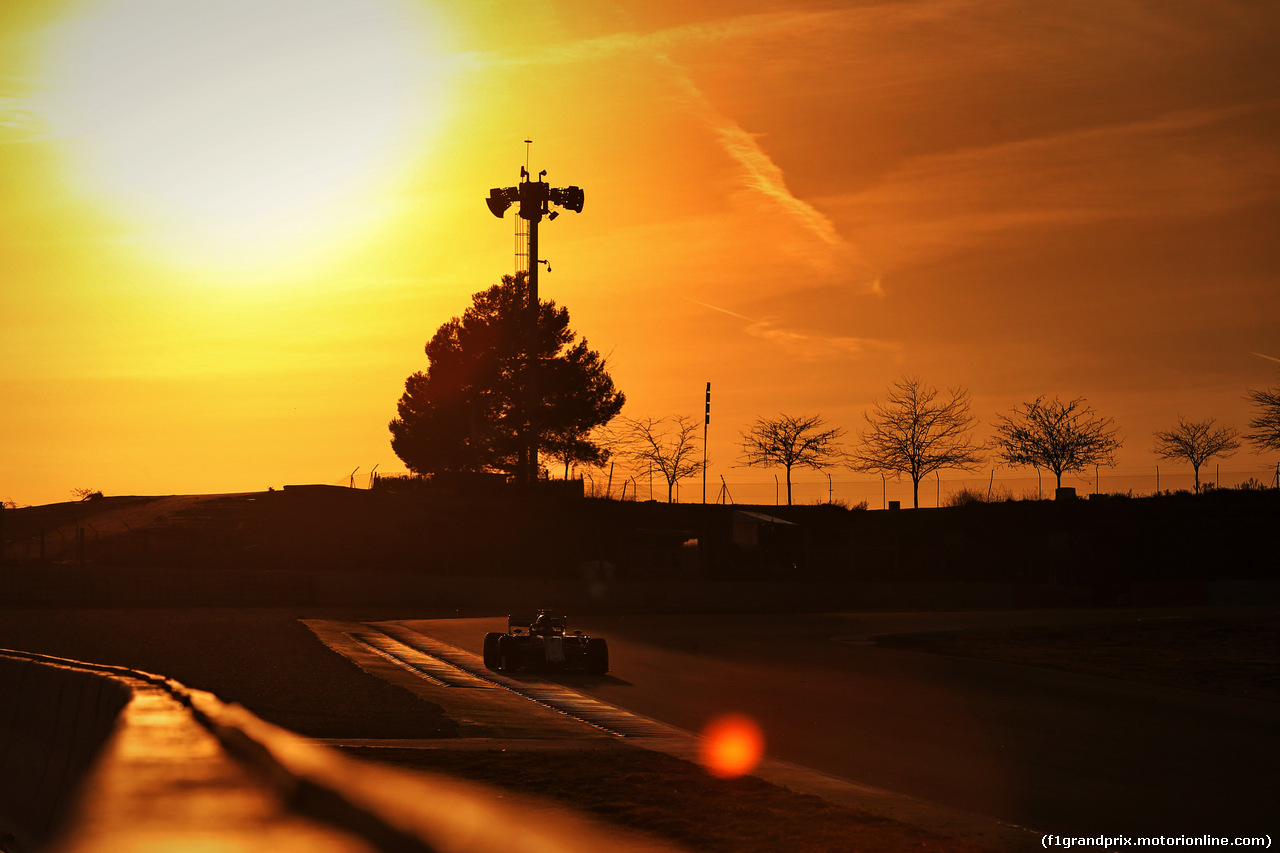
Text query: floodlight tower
485 148 585 483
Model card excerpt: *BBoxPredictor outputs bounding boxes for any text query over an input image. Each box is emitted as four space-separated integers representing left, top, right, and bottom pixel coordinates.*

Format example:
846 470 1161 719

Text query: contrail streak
684 297 753 322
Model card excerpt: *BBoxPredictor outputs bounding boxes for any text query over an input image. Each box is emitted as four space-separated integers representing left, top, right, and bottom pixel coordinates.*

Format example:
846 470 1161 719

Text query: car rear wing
508 612 570 635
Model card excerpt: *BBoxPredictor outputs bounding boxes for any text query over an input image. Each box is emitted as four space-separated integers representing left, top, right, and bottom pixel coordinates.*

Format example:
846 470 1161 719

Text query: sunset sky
3 0 1278 507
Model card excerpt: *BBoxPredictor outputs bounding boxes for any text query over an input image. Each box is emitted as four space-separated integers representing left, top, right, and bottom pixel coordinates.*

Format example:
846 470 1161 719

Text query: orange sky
3 0 1279 507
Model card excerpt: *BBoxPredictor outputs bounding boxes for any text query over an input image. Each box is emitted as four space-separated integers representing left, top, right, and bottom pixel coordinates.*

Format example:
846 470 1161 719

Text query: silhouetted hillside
4 486 1275 601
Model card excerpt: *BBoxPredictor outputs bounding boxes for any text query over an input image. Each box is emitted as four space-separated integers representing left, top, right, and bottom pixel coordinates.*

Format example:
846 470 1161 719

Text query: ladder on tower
515 215 529 275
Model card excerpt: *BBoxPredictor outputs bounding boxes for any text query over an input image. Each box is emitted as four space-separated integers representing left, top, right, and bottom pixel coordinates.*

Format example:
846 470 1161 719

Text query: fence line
583 465 1280 506
358 464 1280 507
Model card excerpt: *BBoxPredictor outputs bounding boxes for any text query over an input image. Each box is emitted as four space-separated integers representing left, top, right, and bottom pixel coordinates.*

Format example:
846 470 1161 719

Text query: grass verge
341 744 1002 853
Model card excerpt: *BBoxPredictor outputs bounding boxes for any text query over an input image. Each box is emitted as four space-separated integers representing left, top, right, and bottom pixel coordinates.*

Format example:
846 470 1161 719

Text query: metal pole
528 209 539 309
702 382 710 504
489 155 582 485
526 212 539 485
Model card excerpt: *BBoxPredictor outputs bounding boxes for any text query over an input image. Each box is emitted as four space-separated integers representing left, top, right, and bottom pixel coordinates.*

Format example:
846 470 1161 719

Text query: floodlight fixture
485 171 585 224
486 186 516 218
548 185 584 213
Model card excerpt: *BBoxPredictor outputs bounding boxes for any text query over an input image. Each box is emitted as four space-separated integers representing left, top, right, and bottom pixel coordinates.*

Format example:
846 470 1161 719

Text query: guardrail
0 651 681 853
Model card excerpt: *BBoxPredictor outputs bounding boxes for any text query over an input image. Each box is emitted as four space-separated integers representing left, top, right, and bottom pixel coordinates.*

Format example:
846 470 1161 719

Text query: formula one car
483 611 609 675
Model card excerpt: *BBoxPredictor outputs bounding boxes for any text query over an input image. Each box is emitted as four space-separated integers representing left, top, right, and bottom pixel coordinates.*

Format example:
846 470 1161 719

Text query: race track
391 610 1279 839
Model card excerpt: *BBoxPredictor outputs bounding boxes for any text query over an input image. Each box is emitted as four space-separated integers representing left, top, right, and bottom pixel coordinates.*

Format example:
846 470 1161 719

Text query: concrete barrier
0 651 682 853
0 654 130 853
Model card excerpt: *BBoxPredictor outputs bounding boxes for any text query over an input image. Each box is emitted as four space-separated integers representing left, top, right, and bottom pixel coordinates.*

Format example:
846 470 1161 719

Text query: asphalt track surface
397 610 1278 840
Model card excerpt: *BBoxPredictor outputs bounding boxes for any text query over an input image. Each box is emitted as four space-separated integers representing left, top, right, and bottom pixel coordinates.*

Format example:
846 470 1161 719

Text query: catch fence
582 464 1280 507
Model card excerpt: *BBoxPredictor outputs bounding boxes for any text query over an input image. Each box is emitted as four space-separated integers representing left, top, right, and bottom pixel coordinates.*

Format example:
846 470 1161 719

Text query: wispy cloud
477 0 992 70
662 63 885 293
0 90 48 143
829 101 1280 267
477 10 845 68
685 297 898 362
462 8 881 290
1253 352 1280 364
669 70 842 249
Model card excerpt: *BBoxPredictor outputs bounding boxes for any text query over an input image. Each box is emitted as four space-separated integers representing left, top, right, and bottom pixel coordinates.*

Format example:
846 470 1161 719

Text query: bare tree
739 414 846 505
1245 382 1280 453
619 415 705 502
1152 416 1241 493
848 377 985 508
992 396 1121 492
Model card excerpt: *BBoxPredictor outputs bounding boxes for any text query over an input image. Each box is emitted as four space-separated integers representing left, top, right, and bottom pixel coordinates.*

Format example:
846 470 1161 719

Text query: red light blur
699 713 765 779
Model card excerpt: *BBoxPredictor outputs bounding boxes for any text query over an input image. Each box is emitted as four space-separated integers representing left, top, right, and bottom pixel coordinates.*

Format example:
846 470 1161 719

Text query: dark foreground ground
2 605 1276 852
0 606 999 852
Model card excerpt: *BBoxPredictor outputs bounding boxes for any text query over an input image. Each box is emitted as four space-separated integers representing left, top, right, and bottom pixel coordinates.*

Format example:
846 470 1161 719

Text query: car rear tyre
483 632 503 671
498 635 519 672
585 637 609 675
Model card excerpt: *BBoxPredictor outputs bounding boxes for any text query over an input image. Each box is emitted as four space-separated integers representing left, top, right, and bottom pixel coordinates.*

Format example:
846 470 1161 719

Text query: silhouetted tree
1152 416 1241 494
620 415 705 502
389 273 624 478
848 376 985 508
542 425 602 480
992 396 1121 492
1245 382 1280 453
739 414 846 505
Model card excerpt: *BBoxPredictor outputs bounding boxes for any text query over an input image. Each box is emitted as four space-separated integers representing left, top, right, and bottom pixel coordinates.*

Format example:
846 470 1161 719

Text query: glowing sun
38 0 447 271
